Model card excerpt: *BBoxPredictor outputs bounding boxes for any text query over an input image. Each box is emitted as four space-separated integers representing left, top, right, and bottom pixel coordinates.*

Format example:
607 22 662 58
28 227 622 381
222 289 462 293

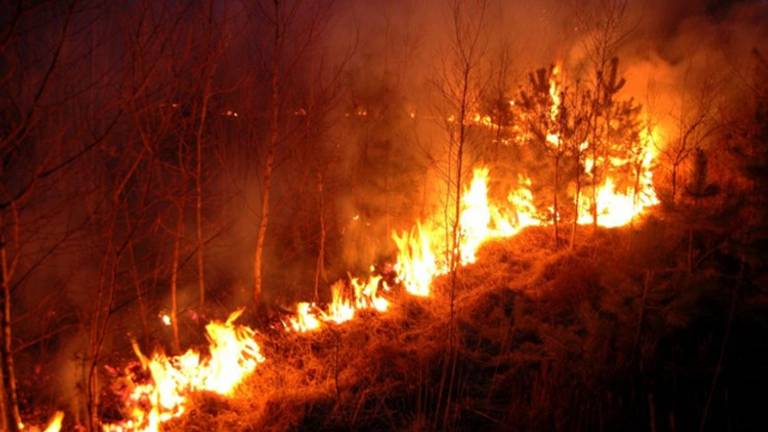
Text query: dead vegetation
150 221 766 431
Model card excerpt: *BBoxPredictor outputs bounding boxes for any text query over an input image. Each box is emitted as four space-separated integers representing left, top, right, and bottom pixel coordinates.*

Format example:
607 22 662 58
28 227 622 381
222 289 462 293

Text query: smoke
4 0 767 417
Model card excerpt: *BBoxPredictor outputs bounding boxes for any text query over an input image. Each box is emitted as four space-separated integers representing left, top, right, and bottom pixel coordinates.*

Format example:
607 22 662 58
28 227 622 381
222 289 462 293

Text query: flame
549 65 561 121
507 175 541 229
106 146 659 428
545 66 563 148
103 310 264 432
392 167 543 296
350 275 389 312
287 274 390 332
19 411 64 432
42 412 64 432
393 222 439 297
577 127 660 227
289 302 321 332
322 281 356 324
102 63 663 428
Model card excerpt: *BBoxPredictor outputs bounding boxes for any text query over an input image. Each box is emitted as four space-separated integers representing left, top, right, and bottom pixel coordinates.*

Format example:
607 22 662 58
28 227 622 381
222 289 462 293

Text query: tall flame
546 65 562 148
577 127 660 227
392 167 543 296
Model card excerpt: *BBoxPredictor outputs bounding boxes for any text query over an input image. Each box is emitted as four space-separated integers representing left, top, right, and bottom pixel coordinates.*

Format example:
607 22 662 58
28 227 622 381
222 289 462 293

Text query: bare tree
661 72 720 202
0 2 81 429
251 0 334 303
579 0 634 229
193 0 221 307
518 66 568 245
432 0 487 426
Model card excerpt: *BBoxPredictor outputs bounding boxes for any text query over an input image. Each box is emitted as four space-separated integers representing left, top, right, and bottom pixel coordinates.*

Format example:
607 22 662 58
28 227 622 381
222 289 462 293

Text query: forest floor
156 216 768 432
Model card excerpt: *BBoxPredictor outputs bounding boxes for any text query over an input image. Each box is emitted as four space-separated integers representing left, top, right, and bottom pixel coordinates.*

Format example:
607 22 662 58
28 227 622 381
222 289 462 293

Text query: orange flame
19 411 64 432
104 104 661 429
578 127 660 227
392 167 543 296
286 274 390 333
103 310 264 432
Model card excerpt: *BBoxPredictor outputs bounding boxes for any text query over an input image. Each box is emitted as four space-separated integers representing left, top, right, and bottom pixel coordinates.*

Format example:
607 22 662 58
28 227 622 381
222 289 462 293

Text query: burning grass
82 165 762 431
140 221 767 431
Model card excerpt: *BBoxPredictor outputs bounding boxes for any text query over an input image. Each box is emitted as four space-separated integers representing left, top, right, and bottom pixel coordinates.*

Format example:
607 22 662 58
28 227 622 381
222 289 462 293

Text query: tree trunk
440 62 470 428
170 204 183 353
571 154 581 249
632 166 642 227
254 1 281 303
314 173 326 302
553 155 560 246
590 84 602 231
493 117 502 162
0 232 20 432
195 82 209 307
671 164 678 202
128 243 149 347
195 0 215 307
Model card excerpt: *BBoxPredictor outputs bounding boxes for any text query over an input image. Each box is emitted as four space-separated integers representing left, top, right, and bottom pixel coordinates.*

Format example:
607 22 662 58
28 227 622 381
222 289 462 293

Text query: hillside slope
167 222 767 431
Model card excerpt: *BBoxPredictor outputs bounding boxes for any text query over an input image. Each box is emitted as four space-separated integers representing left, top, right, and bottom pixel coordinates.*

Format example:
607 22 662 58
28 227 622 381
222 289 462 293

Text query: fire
104 141 658 428
322 281 356 324
160 314 171 326
100 65 662 429
19 411 64 432
507 175 541 229
42 412 64 432
546 65 562 148
392 167 543 296
393 222 439 297
289 302 322 332
549 65 561 121
578 127 660 227
350 275 390 312
103 309 264 432
287 274 390 332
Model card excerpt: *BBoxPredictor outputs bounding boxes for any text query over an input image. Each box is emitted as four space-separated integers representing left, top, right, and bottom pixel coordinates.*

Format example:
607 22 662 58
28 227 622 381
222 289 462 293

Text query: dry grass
158 223 766 431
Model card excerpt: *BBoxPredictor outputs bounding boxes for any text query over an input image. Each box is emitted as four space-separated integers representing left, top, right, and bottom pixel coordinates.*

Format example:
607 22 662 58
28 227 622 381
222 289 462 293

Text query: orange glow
19 411 64 432
393 222 439 297
392 167 544 297
350 275 390 312
286 274 390 333
103 310 264 432
578 126 660 227
322 281 356 324
289 302 322 332
106 151 659 428
104 93 662 430
43 412 64 432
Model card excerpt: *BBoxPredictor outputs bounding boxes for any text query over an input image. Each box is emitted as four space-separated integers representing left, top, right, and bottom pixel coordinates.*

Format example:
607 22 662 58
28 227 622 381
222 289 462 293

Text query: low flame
19 411 64 432
287 274 390 333
43 412 64 432
103 310 264 432
289 302 322 332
